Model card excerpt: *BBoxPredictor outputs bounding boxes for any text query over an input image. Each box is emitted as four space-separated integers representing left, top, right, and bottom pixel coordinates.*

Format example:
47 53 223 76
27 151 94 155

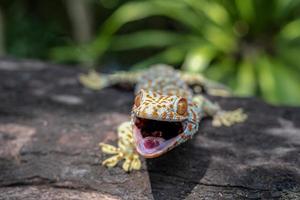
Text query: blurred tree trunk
64 0 93 44
0 7 5 56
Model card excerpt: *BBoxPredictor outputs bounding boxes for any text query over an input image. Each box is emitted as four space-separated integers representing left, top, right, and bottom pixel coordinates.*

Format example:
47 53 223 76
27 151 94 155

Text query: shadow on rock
146 140 210 200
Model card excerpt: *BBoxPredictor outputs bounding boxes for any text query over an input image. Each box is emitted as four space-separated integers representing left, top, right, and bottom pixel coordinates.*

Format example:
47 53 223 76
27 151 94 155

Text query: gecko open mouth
133 117 185 158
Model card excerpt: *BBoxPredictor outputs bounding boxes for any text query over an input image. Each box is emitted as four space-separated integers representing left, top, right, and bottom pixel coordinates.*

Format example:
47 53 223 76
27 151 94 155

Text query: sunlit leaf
235 59 256 96
279 19 300 41
87 0 205 61
202 24 236 52
256 55 278 104
182 46 217 73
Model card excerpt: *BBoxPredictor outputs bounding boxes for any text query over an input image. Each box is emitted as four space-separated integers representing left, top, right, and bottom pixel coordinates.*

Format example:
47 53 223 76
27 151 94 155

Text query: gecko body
83 64 247 171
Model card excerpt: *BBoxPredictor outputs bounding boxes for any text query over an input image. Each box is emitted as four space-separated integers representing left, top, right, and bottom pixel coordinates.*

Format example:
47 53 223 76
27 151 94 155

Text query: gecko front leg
79 70 141 90
193 95 247 127
99 121 141 172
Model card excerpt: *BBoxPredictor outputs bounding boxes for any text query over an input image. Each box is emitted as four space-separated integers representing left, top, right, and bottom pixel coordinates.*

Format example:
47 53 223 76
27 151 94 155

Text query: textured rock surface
0 58 300 200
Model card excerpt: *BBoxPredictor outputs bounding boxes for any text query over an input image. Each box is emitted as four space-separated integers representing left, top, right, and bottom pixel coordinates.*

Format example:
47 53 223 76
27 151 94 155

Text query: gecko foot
99 121 141 172
212 108 247 127
79 70 109 90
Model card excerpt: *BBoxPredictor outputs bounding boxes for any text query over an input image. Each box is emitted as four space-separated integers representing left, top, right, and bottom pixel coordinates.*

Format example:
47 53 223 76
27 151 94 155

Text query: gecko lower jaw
132 117 186 158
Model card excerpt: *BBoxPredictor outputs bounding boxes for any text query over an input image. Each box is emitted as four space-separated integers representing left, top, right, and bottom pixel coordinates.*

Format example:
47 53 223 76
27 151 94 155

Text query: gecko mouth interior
133 117 184 157
135 117 183 140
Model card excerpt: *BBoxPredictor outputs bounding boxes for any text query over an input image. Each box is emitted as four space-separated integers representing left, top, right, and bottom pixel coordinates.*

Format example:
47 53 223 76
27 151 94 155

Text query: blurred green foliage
2 0 300 106
3 1 69 59
51 0 300 106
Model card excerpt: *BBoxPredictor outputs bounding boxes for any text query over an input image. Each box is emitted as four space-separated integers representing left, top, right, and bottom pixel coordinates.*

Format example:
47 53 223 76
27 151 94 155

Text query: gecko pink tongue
144 139 159 149
143 137 165 149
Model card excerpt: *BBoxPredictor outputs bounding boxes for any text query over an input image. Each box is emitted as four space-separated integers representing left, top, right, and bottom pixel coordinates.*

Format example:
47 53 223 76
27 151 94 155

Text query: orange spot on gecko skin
188 124 193 131
169 112 174 119
161 112 167 120
152 108 158 117
152 111 158 118
191 110 197 122
141 109 147 118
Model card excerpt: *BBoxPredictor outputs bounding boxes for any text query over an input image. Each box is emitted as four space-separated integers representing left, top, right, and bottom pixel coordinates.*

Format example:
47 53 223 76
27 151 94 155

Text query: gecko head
131 90 196 158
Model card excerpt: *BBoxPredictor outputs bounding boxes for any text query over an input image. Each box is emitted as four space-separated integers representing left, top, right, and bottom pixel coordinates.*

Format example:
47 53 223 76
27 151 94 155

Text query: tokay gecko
80 64 247 172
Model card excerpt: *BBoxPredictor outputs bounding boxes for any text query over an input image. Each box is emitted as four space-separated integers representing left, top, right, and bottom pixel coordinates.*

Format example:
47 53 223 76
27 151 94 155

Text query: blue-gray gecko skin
92 64 247 171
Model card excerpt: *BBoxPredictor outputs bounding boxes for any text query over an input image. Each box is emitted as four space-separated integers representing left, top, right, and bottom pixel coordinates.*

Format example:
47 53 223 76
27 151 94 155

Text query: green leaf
204 57 236 84
277 46 300 71
131 46 186 70
235 59 256 96
182 46 217 73
88 0 205 61
272 59 300 106
256 55 278 104
184 0 230 26
234 0 255 23
202 24 237 52
49 44 94 67
275 0 300 20
279 19 300 41
110 30 187 50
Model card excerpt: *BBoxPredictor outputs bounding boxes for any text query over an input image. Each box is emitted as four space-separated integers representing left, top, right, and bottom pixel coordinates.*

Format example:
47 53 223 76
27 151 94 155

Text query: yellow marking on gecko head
132 89 189 121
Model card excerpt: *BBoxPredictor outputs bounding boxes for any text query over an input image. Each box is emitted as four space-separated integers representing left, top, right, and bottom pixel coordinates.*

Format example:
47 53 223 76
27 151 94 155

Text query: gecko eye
134 92 142 107
177 98 188 115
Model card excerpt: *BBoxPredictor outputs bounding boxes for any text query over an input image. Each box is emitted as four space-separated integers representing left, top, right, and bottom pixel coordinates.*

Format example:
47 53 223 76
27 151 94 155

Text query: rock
0 58 300 199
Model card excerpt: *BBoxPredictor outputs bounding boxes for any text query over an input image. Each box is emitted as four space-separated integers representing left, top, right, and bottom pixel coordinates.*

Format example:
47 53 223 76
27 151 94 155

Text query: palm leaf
182 45 217 73
235 58 256 96
272 59 300 105
234 0 255 23
256 55 278 104
131 46 187 69
279 19 300 41
110 30 193 50
184 0 230 26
